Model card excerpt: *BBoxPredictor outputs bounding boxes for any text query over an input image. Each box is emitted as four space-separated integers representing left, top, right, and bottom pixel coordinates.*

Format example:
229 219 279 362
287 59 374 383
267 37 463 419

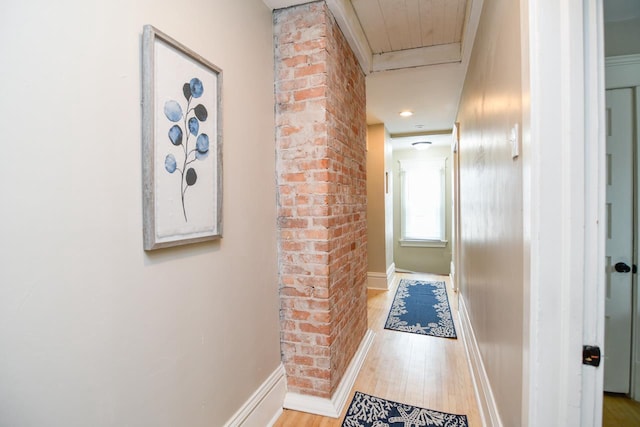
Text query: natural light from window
400 158 446 247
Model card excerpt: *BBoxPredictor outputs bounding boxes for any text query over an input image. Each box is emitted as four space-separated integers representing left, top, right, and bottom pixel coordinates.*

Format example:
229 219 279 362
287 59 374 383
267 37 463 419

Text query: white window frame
399 158 447 248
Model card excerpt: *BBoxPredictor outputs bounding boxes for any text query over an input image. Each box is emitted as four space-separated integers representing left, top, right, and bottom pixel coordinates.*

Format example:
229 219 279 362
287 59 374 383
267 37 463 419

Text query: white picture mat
154 39 217 240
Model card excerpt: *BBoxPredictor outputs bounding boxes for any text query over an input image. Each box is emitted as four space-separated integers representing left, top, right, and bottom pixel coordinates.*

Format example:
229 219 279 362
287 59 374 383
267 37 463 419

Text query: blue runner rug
384 279 457 338
342 391 468 427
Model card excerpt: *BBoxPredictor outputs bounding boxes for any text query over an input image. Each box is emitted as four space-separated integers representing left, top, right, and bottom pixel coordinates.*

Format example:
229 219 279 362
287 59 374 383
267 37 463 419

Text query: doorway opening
603 55 640 425
389 133 454 277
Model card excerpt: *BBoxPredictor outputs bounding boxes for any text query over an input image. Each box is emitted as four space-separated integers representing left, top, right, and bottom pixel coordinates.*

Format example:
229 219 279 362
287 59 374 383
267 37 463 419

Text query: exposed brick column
274 1 367 399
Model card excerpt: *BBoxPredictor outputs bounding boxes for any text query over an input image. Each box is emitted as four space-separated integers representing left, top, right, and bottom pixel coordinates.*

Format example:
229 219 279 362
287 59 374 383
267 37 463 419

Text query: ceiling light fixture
399 111 413 117
411 141 432 150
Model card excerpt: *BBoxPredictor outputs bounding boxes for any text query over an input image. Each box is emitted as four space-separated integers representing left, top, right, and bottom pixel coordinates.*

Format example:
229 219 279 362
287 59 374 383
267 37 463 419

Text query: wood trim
605 55 640 89
459 296 503 426
282 393 340 419
386 262 396 288
389 129 453 139
579 0 606 421
367 272 388 290
325 0 373 74
634 86 640 403
449 262 456 293
460 0 484 67
605 54 640 67
264 0 482 75
605 54 640 403
367 264 396 290
223 364 287 427
283 329 375 417
262 0 308 10
372 43 461 72
524 0 605 425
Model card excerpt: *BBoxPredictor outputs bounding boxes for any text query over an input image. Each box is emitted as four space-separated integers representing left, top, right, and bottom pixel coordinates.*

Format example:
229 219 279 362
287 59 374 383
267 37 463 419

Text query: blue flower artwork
142 25 222 250
163 77 210 221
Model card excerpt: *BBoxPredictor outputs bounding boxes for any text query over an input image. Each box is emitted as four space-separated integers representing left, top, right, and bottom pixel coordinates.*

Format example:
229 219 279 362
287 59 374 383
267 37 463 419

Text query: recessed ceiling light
399 111 413 117
411 141 432 150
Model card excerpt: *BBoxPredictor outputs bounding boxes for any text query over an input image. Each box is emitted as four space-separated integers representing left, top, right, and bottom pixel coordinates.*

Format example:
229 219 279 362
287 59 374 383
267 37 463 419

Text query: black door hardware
583 345 601 367
615 262 631 273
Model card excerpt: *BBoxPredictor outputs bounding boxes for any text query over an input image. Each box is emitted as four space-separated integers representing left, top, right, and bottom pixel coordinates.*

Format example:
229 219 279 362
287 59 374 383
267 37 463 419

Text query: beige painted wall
385 131 394 269
367 124 386 273
0 1 281 425
392 145 452 274
367 124 393 274
456 0 524 424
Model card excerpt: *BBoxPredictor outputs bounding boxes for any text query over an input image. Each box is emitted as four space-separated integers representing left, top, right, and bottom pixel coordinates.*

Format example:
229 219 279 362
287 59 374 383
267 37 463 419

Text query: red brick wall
274 1 367 398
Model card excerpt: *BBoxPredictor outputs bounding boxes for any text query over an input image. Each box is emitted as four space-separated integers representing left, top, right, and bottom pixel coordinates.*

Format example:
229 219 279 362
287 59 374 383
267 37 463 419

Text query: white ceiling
366 61 465 134
390 132 453 150
263 0 483 144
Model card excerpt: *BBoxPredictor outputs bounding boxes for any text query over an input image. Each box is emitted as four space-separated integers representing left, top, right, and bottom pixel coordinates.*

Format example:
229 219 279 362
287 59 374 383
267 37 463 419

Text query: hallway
274 272 481 426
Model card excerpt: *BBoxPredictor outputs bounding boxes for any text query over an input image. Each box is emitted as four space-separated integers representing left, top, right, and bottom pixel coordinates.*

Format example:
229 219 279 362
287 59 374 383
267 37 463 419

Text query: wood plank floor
603 393 640 426
273 272 482 426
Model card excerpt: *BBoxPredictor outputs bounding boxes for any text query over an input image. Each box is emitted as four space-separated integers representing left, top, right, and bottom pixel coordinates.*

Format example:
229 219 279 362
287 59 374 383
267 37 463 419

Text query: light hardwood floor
273 272 481 426
603 393 640 426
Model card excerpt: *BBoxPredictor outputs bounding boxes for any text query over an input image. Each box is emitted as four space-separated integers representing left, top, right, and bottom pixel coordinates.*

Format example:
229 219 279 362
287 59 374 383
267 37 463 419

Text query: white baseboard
283 329 375 418
367 272 388 290
367 263 396 290
449 261 457 292
386 263 396 287
223 363 287 427
458 296 503 427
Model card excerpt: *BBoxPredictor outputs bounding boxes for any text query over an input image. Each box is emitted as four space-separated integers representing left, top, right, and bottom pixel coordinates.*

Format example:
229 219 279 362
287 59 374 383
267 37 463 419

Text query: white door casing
604 88 634 393
451 123 461 293
524 0 606 425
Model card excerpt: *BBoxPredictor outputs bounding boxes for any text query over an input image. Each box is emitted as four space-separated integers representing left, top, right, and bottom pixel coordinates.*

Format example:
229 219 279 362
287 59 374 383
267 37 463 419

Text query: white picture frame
141 25 223 250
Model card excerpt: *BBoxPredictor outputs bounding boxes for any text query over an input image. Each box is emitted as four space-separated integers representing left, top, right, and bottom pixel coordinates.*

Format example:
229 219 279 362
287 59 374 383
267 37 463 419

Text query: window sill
399 239 448 248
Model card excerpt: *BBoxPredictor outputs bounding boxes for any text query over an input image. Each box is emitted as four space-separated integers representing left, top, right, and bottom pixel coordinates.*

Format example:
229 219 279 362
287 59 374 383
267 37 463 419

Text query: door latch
615 262 631 273
583 345 601 367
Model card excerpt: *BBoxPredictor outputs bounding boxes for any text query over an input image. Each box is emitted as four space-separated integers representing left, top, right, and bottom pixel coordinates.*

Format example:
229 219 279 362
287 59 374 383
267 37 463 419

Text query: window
399 158 447 247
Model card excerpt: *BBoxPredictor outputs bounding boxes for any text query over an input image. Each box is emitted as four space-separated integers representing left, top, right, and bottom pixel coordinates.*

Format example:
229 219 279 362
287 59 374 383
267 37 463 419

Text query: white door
604 88 634 393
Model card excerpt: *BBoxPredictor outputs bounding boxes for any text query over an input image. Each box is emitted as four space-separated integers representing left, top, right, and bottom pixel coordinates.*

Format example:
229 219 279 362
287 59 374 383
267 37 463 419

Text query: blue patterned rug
342 392 468 427
384 279 457 338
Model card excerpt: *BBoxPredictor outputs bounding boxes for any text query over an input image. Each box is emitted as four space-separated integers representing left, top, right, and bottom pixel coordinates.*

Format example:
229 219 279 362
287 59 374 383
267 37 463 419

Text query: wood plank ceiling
263 0 480 135
352 0 467 54
264 0 471 73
